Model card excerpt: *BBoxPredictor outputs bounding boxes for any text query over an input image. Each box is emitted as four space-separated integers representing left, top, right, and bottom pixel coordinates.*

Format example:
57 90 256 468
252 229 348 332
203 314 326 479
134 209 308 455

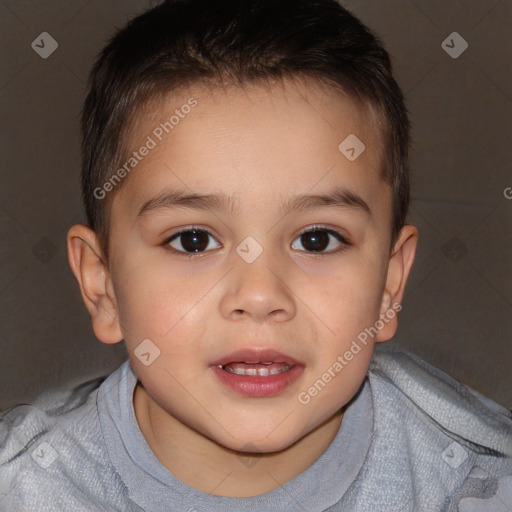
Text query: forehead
113 77 388 222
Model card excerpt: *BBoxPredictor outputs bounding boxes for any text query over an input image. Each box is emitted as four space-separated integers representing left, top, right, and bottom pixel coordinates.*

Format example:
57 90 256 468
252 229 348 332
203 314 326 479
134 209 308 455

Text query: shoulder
0 367 135 511
369 347 512 451
364 347 512 510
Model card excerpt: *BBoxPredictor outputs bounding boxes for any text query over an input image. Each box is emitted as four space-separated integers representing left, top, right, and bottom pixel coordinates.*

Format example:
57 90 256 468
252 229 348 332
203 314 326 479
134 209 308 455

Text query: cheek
300 260 384 339
296 337 373 429
113 259 213 344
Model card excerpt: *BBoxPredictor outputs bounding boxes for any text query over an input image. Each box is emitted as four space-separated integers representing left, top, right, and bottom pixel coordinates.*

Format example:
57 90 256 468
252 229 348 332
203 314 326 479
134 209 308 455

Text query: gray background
0 0 511 410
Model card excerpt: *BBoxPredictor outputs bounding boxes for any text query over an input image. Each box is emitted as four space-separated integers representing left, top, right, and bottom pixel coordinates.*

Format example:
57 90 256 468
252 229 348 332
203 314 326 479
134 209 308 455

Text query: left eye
291 228 348 253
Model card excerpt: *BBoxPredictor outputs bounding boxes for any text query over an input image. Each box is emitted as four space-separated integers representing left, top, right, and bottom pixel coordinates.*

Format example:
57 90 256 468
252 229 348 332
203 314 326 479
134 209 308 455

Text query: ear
66 224 123 345
375 225 418 342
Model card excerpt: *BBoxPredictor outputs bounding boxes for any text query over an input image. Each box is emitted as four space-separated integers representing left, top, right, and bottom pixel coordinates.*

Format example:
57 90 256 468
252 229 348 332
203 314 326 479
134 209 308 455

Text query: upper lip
211 349 303 367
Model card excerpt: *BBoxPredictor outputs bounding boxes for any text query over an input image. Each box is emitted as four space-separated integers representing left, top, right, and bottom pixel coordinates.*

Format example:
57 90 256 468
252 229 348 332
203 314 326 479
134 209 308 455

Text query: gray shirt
1 347 511 511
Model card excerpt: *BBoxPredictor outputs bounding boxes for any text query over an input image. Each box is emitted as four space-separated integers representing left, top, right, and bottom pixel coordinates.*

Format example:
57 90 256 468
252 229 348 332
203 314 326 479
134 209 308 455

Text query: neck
133 383 344 497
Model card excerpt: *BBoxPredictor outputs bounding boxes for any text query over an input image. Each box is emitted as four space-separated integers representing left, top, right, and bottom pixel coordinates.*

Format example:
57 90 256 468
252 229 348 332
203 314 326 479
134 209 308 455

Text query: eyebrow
137 185 372 217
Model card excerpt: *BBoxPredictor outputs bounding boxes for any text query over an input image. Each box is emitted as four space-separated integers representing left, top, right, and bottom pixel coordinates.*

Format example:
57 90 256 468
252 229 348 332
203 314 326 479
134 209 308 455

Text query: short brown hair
81 0 410 262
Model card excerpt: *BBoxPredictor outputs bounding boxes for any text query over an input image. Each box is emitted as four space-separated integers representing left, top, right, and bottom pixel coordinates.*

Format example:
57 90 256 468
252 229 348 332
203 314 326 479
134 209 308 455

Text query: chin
212 426 305 455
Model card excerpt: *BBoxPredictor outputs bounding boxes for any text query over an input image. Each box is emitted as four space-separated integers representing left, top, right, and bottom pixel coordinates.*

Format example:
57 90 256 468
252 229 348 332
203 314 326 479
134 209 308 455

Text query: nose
219 248 297 323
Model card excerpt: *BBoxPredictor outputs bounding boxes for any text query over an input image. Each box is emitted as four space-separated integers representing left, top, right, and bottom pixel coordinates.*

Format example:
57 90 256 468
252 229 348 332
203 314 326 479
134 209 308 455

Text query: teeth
219 364 291 376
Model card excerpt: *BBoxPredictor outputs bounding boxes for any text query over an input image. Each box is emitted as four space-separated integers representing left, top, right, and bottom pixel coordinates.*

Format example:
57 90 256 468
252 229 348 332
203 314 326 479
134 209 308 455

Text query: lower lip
211 364 304 397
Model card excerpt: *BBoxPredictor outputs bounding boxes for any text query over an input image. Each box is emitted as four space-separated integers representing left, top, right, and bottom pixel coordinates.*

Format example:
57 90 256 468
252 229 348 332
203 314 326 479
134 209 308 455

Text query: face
103 78 396 452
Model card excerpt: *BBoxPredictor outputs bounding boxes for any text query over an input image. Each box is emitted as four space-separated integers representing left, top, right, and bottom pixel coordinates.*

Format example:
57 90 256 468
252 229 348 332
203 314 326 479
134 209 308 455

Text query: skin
67 77 418 497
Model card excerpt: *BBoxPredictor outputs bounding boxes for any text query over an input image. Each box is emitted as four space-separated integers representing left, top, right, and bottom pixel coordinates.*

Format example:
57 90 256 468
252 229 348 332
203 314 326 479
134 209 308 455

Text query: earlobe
375 225 418 342
66 224 123 345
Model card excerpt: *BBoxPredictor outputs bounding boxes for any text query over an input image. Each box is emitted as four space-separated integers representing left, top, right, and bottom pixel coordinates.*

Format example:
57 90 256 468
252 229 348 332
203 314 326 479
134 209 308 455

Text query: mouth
211 349 304 397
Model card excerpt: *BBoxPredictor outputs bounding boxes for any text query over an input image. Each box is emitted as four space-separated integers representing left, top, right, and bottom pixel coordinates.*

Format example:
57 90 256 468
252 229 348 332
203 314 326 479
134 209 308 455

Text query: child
1 0 511 510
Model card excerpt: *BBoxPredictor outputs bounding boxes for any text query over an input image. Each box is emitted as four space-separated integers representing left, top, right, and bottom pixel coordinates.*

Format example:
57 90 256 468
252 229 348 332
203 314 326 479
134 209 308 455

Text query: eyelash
161 225 352 258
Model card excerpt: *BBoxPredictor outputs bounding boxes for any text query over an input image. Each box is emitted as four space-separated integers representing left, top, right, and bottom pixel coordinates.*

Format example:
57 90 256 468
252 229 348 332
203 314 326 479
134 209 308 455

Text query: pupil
182 230 208 252
302 230 328 252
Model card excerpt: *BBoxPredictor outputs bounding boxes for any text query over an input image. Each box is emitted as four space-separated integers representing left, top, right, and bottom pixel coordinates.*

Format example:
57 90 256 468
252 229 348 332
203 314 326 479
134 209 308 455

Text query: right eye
164 228 221 254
